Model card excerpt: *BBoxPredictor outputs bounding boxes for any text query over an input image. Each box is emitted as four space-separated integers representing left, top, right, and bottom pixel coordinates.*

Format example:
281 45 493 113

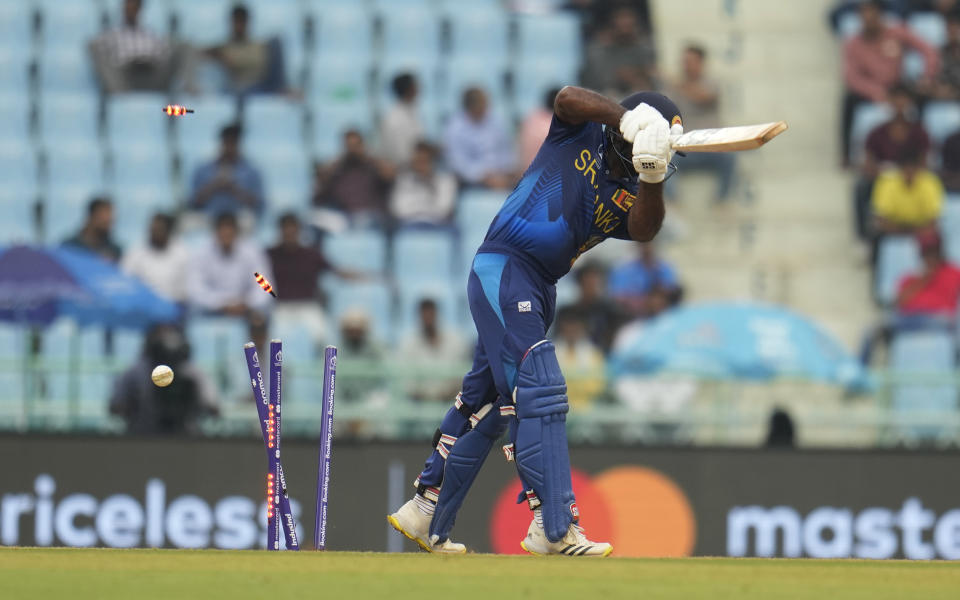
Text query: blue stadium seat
890 329 957 442
901 51 929 83
173 95 239 159
376 56 439 114
443 3 510 63
326 281 394 343
108 142 174 193
396 280 462 339
186 315 251 401
106 93 170 150
322 229 387 272
242 96 306 148
0 323 25 411
312 3 374 63
923 101 960 147
939 197 960 262
0 46 32 93
45 182 108 243
517 13 582 62
171 0 231 45
0 189 36 245
133 0 172 34
257 148 312 212
440 57 509 117
875 236 921 304
513 58 578 118
310 56 372 109
0 90 32 145
850 102 893 163
0 142 40 190
269 310 320 404
38 47 99 94
43 143 105 189
77 325 112 409
0 2 35 49
908 13 947 47
39 318 77 404
393 228 456 283
38 93 102 148
112 328 145 359
111 186 175 248
377 4 442 62
312 102 375 159
37 0 106 49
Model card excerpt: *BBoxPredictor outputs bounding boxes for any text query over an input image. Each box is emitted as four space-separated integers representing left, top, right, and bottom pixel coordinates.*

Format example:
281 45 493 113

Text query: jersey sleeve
545 114 593 145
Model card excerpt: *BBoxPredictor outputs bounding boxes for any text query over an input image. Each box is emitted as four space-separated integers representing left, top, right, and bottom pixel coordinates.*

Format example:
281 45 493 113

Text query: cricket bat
671 121 788 152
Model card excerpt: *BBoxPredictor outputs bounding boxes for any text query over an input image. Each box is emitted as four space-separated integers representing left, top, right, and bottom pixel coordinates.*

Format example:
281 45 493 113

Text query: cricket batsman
388 86 683 556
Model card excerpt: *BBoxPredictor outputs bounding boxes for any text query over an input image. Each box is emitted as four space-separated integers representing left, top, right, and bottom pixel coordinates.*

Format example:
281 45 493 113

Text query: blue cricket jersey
478 116 639 283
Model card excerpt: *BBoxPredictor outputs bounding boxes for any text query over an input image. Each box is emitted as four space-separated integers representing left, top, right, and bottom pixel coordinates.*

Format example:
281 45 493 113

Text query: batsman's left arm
626 181 665 242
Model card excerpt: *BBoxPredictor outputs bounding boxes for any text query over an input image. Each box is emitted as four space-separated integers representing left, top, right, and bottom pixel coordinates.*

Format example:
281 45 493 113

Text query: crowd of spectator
36 0 699 433
836 0 960 365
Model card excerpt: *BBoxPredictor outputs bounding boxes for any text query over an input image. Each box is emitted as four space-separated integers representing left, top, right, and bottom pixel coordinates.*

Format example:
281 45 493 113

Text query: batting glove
632 118 673 183
619 102 664 143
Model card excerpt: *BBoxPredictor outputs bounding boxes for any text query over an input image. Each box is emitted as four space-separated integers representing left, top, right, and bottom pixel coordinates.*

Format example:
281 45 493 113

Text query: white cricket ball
151 364 175 387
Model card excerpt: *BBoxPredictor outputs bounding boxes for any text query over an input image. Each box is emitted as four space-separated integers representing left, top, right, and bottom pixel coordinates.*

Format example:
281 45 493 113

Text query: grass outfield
2 548 959 599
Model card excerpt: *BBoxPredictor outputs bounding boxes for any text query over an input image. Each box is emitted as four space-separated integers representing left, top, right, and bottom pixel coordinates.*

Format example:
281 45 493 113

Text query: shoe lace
567 523 591 545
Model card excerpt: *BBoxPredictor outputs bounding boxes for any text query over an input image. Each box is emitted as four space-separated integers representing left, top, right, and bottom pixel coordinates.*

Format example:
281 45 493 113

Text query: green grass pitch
2 547 959 599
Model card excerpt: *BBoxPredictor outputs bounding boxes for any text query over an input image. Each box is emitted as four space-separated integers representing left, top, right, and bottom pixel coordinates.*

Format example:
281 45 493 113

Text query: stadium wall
1 435 959 559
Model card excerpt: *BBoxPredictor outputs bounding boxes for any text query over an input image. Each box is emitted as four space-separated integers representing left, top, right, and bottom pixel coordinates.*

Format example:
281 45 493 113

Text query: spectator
518 87 562 171
189 123 265 218
398 299 470 402
554 306 605 409
267 213 356 343
389 141 458 226
443 87 516 189
871 147 944 235
188 212 272 317
764 408 796 449
313 129 394 227
608 242 683 320
109 324 218 435
934 13 960 99
896 229 960 317
854 84 930 238
581 5 658 97
204 3 287 95
62 197 122 263
121 212 189 302
88 0 184 93
565 261 627 354
841 0 939 164
337 309 387 404
379 73 425 166
667 43 735 203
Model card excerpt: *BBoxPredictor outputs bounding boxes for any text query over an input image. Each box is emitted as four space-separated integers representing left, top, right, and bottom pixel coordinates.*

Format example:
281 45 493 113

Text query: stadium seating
439 56 510 118
443 2 510 63
108 142 174 194
311 102 373 159
311 3 374 63
39 318 76 405
170 0 232 45
396 280 463 338
875 236 921 305
173 95 239 160
907 13 947 47
42 143 106 190
456 189 504 280
36 0 106 50
0 323 25 414
242 96 306 147
939 197 960 262
0 189 36 245
516 13 582 64
376 3 442 61
322 229 387 273
889 328 957 442
44 182 108 244
0 46 33 98
513 57 578 118
922 102 960 147
38 93 102 148
106 93 171 150
0 142 39 190
37 47 99 94
850 102 893 163
256 148 312 213
0 2 35 50
393 228 456 283
326 281 394 344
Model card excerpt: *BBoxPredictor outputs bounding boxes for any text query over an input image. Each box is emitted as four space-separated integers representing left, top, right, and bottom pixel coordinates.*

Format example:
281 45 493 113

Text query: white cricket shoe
520 511 613 557
387 497 467 554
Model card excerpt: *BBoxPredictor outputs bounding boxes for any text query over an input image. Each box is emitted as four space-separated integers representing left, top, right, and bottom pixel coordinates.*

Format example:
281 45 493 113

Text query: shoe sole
386 514 466 555
520 539 613 557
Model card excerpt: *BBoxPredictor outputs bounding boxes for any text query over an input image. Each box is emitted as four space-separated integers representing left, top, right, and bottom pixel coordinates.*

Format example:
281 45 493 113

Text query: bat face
671 121 788 152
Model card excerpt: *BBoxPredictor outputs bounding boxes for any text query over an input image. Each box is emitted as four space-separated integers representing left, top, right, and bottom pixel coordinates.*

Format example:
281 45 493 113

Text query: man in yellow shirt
872 150 944 233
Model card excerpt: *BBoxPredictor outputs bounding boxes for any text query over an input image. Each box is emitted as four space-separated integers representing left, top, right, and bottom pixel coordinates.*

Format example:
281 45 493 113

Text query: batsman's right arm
553 86 626 128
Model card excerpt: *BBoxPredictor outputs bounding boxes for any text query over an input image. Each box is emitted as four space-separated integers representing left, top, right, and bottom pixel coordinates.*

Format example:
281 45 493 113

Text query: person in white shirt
122 212 190 302
390 141 458 226
188 212 272 316
443 87 516 189
379 73 425 166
